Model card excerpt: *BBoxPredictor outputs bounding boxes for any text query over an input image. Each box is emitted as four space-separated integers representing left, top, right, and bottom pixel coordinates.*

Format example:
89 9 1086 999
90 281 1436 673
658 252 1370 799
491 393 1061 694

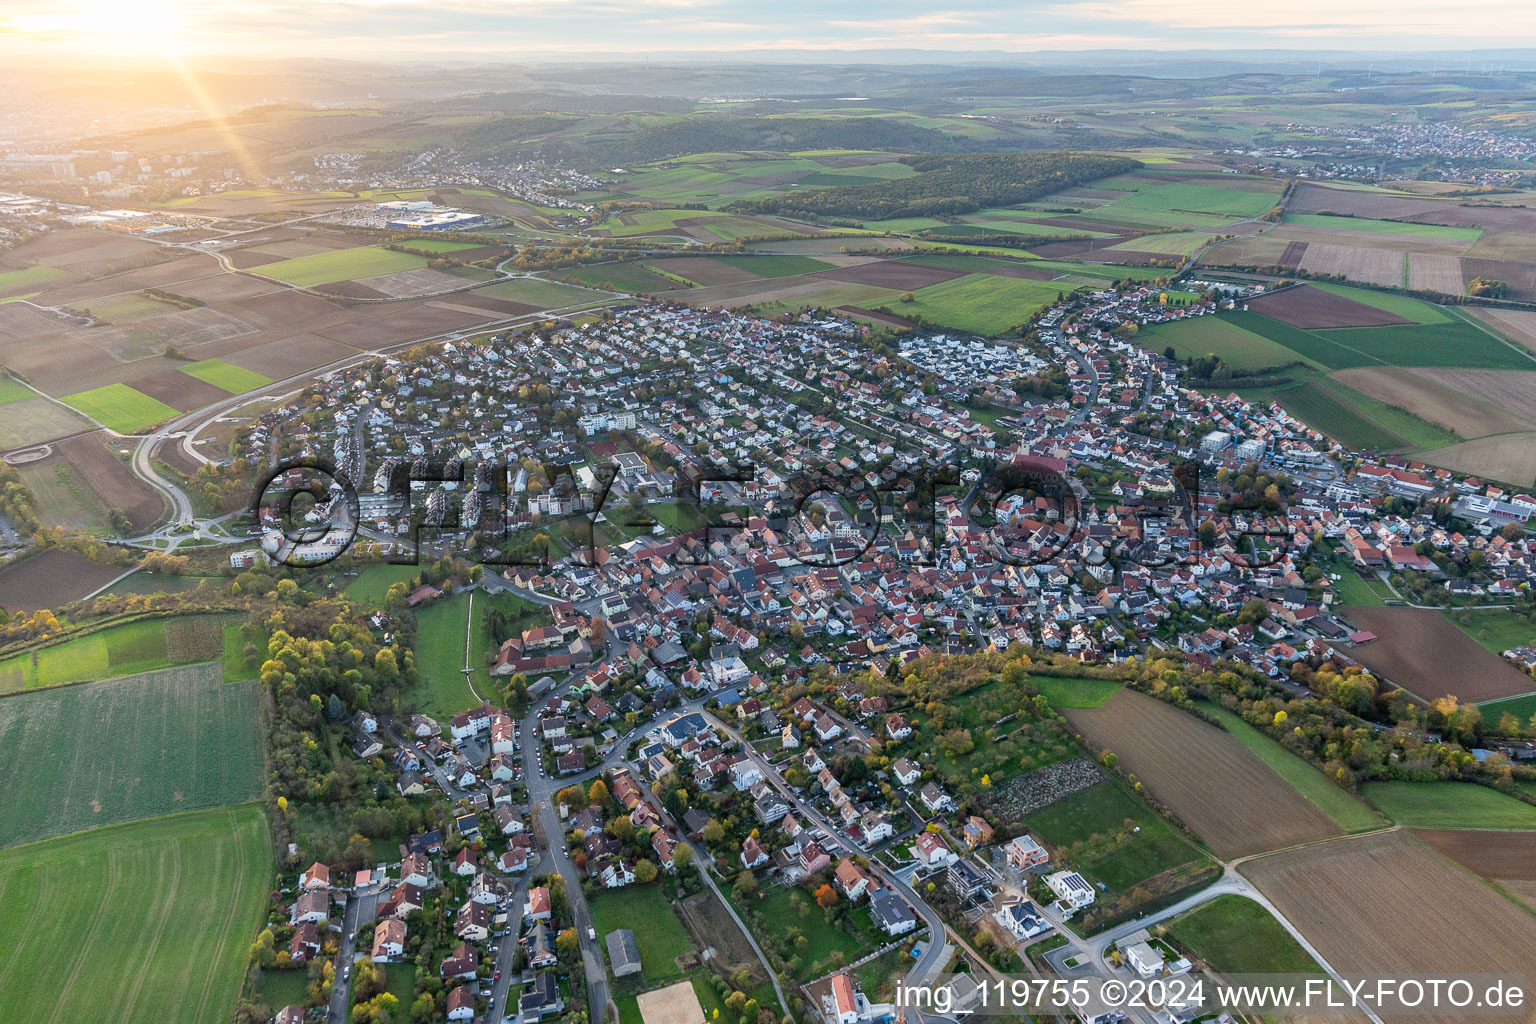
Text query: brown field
818 260 967 290
636 982 704 1024
1247 284 1411 329
1406 253 1466 294
223 334 361 378
749 237 913 255
1278 240 1308 268
1287 183 1450 220
675 889 766 983
1297 243 1403 287
347 267 472 298
0 546 122 611
653 257 761 287
1272 225 1469 256
667 275 849 308
1244 831 1536 1024
1062 689 1341 858
132 370 233 414
1415 204 1536 233
1471 308 1536 352
0 398 91 451
1330 367 1535 438
51 434 165 532
1202 235 1289 266
1463 258 1536 302
2 228 164 277
1340 606 1536 703
155 434 205 477
1467 230 1536 263
1412 829 1536 910
1417 432 1536 488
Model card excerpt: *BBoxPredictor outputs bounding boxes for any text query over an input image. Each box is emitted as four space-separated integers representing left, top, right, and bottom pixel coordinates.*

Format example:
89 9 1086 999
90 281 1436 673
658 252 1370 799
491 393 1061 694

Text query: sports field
179 358 275 394
0 615 233 692
63 382 180 432
0 662 264 848
0 806 272 1024
258 245 427 286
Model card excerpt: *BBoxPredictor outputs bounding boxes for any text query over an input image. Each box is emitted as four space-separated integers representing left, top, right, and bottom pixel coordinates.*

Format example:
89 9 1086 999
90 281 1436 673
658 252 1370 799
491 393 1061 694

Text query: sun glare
17 0 183 50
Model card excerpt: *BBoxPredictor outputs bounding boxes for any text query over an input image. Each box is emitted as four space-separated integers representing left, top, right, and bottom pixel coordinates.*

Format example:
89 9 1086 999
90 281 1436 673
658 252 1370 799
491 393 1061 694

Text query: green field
1360 781 1536 829
1029 674 1122 709
589 884 694 983
0 264 68 292
1282 214 1483 244
346 563 424 604
63 383 179 432
0 805 272 1024
1441 608 1536 656
1479 694 1536 728
476 276 605 309
1145 316 1299 371
413 590 549 717
396 239 481 254
1233 368 1461 452
729 882 879 979
706 254 835 277
260 246 428 286
0 615 234 692
1026 782 1207 892
1201 703 1387 832
1165 894 1322 974
179 358 275 395
0 662 264 847
82 290 178 323
1229 309 1526 371
899 273 1068 335
560 262 682 293
1072 182 1276 229
0 378 31 405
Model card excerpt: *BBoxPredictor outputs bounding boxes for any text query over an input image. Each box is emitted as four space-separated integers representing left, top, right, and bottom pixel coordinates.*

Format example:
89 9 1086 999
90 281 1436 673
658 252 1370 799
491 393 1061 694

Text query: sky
0 0 1531 58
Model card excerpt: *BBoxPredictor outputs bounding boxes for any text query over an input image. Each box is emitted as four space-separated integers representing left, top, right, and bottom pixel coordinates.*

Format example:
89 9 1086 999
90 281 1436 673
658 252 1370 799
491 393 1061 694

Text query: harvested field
1063 690 1341 858
675 275 848 308
1463 257 1536 302
637 981 705 1024
1243 830 1536 1024
132 370 233 413
1340 605 1536 703
1417 431 1536 488
1278 240 1308 268
1330 367 1534 438
1286 183 1450 220
1467 230 1536 263
348 267 475 298
167 273 284 304
1297 243 1403 287
0 547 121 612
1407 253 1465 294
746 236 913 255
222 334 360 378
817 260 967 290
2 228 162 276
1471 308 1536 352
1202 234 1290 266
0 397 90 450
52 434 165 531
653 256 761 287
1413 829 1536 910
227 290 346 328
1246 285 1411 329
81 307 256 362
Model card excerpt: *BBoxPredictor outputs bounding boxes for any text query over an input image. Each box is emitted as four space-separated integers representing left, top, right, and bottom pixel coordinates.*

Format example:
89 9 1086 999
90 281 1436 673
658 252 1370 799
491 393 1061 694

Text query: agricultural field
255 245 428 287
0 264 70 294
0 546 124 612
556 262 685 294
15 433 168 534
0 661 264 847
1235 367 1461 452
1027 674 1121 708
1143 315 1299 371
589 884 695 984
178 358 275 395
1412 829 1536 911
475 276 607 309
1164 894 1322 975
1025 780 1212 923
1243 829 1536 1024
1199 703 1387 833
1280 214 1482 243
1329 367 1535 442
0 395 92 449
1063 690 1343 858
1339 605 1536 703
0 806 272 1024
81 290 180 324
1358 781 1536 829
63 382 180 433
0 614 234 691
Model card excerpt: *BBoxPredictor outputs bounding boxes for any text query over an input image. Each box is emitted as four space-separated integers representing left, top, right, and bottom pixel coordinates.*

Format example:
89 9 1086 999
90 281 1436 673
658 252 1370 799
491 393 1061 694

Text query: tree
733 870 758 900
588 779 610 806
814 884 838 909
556 928 580 958
634 859 659 884
610 815 635 842
702 819 726 844
673 844 696 871
556 785 588 810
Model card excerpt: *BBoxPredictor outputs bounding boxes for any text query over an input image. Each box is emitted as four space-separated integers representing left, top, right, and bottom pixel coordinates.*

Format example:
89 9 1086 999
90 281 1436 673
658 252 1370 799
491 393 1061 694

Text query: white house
1045 870 1095 911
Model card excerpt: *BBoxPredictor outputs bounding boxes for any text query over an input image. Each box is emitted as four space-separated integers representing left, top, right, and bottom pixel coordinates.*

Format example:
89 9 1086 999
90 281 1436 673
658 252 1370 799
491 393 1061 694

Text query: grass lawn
251 967 312 1012
1478 694 1536 729
0 805 272 1024
259 246 427 287
412 594 478 718
477 277 604 309
1442 608 1536 656
180 358 275 395
732 883 879 979
64 383 179 432
346 563 423 605
1025 782 1206 892
0 614 234 691
588 884 694 983
0 661 264 848
0 264 68 293
1165 894 1321 974
1200 703 1387 833
1029 674 1122 709
1359 781 1536 829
